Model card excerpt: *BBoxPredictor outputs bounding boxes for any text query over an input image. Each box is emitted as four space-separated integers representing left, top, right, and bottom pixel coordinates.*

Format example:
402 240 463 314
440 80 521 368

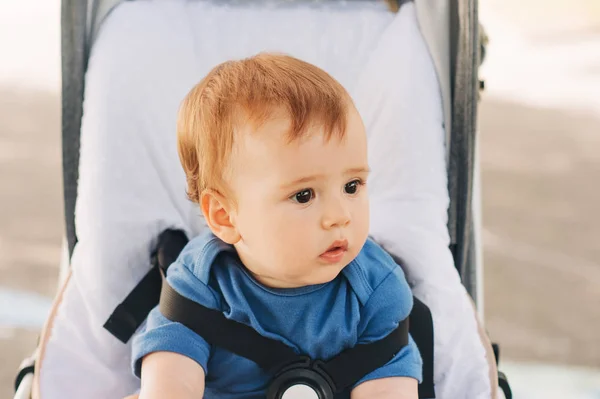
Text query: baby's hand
123 395 139 399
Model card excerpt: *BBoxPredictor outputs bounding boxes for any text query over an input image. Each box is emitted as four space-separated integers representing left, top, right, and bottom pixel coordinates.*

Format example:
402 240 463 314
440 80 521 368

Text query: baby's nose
321 201 351 230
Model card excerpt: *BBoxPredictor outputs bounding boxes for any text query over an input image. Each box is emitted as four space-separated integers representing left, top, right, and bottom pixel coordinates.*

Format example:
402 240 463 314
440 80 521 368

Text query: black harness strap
103 266 163 343
160 279 298 372
103 229 189 343
411 297 435 398
317 319 409 391
103 229 436 397
160 279 410 393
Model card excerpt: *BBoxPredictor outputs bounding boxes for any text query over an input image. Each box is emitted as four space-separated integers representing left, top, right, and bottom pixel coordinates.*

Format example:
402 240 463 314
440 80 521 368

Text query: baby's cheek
354 204 370 242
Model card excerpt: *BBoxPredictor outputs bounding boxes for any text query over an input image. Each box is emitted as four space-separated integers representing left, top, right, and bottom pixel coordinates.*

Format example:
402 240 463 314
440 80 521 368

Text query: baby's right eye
291 189 314 204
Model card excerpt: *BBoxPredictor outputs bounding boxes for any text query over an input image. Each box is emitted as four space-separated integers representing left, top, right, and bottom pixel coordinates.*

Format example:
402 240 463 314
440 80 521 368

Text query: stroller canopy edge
447 0 480 289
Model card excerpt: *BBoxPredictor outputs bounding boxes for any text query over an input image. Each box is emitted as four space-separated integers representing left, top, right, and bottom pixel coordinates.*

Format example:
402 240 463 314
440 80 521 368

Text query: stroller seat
24 1 499 398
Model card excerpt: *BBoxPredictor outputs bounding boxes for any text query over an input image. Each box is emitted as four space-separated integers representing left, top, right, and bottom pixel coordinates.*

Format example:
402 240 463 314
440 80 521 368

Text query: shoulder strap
103 229 435 398
102 229 233 343
316 319 408 391
160 278 298 372
103 229 189 343
411 297 435 398
160 279 409 394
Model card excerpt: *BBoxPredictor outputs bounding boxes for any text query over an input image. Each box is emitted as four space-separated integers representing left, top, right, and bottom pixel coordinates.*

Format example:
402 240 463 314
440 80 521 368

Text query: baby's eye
291 188 315 204
344 179 363 195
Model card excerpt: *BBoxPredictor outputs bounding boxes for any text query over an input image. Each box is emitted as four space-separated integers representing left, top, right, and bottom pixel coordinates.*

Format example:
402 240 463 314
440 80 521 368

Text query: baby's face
227 107 370 288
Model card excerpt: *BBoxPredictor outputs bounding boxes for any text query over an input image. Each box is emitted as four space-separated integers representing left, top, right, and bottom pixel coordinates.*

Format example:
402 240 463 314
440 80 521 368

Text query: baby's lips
324 238 348 254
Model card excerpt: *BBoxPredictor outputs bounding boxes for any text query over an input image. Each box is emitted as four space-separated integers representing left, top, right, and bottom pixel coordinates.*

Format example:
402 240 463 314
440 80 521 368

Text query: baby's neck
244 266 308 289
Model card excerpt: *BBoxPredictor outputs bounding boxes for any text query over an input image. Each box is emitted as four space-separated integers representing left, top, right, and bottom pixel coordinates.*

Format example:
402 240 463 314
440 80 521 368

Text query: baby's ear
200 189 241 245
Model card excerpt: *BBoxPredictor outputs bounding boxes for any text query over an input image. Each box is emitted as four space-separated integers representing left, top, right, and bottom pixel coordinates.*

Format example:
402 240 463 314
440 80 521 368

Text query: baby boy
132 53 422 399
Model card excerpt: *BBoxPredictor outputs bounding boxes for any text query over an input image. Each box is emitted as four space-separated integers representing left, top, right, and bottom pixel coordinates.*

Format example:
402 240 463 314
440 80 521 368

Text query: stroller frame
15 0 512 398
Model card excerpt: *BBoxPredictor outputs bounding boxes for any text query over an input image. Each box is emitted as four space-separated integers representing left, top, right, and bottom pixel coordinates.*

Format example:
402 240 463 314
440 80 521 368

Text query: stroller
15 0 511 398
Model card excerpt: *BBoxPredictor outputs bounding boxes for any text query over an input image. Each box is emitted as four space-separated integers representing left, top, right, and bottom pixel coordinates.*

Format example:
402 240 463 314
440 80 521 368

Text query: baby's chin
256 258 355 288
297 262 350 286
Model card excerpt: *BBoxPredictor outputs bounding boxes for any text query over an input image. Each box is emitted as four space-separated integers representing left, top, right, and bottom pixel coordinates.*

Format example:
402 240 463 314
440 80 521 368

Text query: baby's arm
138 351 205 399
350 259 422 399
131 250 218 398
351 376 417 399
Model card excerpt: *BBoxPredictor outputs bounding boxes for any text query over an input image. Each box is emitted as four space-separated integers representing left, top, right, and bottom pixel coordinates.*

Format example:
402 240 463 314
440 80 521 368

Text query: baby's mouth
319 239 348 263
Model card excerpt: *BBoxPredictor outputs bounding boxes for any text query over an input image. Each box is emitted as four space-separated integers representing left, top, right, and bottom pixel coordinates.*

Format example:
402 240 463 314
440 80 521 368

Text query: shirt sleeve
354 266 423 386
131 257 220 377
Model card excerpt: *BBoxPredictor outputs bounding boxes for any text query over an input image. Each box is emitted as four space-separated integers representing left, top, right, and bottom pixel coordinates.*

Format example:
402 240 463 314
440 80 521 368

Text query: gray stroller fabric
447 0 480 299
61 0 121 258
61 0 88 259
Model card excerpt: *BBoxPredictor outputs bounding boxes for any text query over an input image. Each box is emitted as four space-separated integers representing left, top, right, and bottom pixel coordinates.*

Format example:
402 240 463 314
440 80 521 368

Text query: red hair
177 52 351 203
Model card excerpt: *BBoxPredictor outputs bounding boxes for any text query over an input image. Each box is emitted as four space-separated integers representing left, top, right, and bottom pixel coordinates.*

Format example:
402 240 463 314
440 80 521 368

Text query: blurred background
0 0 598 398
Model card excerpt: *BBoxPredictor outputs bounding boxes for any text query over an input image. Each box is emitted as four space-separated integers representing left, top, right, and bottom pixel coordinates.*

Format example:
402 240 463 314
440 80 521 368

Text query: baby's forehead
236 102 363 143
227 111 367 183
235 117 347 157
233 112 334 149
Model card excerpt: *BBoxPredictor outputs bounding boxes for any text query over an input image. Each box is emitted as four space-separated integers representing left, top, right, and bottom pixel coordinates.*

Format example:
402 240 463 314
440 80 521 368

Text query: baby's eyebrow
281 166 370 190
281 175 322 190
345 166 371 174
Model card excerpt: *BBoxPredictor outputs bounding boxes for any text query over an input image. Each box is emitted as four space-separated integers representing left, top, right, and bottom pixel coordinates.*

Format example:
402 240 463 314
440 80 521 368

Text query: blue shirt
132 233 422 398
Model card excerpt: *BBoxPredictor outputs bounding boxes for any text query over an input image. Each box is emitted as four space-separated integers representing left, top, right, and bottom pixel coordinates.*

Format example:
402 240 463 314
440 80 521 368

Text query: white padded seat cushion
39 1 491 398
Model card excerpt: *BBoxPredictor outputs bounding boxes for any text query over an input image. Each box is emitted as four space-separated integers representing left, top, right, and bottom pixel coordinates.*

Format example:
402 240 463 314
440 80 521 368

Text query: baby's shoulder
343 238 411 305
164 232 237 310
175 232 236 283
